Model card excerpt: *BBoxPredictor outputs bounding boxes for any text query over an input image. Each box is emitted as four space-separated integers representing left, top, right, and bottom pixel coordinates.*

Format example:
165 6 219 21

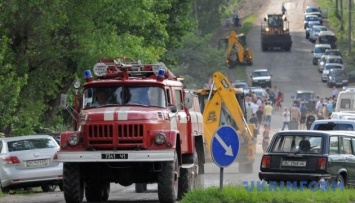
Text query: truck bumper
57 150 175 162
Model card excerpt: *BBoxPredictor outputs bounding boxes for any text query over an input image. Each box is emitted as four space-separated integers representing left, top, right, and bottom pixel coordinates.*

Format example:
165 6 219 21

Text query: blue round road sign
211 126 240 168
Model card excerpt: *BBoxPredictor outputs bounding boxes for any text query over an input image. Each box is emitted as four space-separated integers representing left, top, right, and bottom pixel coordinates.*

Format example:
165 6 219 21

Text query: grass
240 15 257 34
181 185 355 203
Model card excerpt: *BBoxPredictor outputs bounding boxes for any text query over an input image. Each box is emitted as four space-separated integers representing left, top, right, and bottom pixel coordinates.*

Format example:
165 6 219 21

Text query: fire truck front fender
165 130 179 149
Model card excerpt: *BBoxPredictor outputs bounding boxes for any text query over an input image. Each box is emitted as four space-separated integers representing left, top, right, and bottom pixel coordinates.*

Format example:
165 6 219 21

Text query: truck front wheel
158 151 178 203
85 180 110 202
63 163 84 203
178 150 199 200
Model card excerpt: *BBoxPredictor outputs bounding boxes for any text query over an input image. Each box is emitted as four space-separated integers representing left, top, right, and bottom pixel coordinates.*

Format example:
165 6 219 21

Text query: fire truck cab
58 57 205 203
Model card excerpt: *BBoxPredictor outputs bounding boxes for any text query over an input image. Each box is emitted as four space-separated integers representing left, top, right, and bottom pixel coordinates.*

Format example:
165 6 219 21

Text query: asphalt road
0 0 333 202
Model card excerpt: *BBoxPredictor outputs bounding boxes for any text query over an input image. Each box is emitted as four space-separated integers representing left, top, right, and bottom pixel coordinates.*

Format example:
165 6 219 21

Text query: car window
329 136 339 154
315 47 328 53
313 123 354 130
341 137 352 154
253 71 269 77
328 58 343 64
0 141 2 153
7 138 57 152
295 93 314 100
325 65 342 70
271 135 322 153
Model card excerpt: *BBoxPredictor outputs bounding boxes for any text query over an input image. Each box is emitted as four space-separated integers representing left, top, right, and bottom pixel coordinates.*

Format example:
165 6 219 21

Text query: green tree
0 0 194 136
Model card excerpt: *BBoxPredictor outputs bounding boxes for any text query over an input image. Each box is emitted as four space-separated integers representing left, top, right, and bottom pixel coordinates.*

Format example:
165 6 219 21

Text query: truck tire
63 163 84 203
178 150 199 200
41 184 57 192
85 180 110 202
135 183 147 193
158 152 178 203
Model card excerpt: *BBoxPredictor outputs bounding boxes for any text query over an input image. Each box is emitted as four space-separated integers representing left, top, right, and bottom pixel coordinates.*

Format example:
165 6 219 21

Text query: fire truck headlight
68 135 80 146
154 133 166 145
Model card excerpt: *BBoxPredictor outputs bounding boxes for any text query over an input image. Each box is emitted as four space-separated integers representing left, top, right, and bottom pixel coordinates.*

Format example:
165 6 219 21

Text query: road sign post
211 126 240 189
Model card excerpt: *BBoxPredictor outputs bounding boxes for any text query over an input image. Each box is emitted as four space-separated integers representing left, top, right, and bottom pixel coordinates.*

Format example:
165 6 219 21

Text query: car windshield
253 71 269 77
296 93 314 100
320 35 336 42
83 86 167 108
314 47 328 53
326 51 341 56
233 83 248 88
7 138 57 152
312 123 354 130
271 135 322 153
325 65 342 70
306 7 320 13
328 58 343 64
330 70 343 77
306 16 319 21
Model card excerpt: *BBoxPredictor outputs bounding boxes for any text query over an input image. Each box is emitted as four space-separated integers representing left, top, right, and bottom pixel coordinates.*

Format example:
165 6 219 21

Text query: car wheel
63 163 84 203
336 174 346 187
0 183 9 194
41 184 57 192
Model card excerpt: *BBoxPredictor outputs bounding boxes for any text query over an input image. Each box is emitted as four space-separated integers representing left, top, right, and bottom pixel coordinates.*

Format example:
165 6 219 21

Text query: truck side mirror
168 104 177 113
184 93 193 109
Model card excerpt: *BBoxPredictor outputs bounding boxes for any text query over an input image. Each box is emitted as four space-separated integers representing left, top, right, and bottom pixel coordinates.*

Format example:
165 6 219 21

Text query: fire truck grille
87 124 144 145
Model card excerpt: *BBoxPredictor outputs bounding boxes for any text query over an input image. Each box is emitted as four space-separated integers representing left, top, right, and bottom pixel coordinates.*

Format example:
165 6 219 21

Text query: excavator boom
202 71 255 172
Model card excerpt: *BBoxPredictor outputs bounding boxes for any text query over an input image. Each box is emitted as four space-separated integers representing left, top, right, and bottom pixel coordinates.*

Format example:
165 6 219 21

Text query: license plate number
101 153 128 159
282 160 306 167
26 159 49 167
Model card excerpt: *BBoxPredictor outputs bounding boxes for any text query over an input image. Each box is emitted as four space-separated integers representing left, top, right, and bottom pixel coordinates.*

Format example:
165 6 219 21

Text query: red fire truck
57 57 205 203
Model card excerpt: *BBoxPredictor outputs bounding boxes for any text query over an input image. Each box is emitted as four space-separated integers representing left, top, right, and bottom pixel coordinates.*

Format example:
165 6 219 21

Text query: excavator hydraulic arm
203 71 255 167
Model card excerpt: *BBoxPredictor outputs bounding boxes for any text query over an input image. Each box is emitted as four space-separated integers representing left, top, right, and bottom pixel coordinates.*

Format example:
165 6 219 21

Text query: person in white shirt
281 107 290 130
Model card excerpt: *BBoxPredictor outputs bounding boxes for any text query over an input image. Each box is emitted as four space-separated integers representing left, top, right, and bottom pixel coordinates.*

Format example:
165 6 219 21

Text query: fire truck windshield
83 86 166 108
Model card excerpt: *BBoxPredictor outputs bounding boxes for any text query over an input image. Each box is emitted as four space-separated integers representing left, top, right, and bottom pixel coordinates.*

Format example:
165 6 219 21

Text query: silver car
0 135 63 193
309 25 328 43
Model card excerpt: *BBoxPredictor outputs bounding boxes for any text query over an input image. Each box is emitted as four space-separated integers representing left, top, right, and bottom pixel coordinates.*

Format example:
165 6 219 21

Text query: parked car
304 14 320 29
316 30 337 49
310 119 355 131
292 90 316 111
0 135 63 193
318 55 343 72
308 12 323 24
259 130 355 186
305 5 321 16
250 69 272 88
330 112 355 120
311 44 331 65
232 81 249 89
309 25 328 43
322 63 344 82
243 87 269 99
305 21 320 39
324 49 342 57
327 69 348 88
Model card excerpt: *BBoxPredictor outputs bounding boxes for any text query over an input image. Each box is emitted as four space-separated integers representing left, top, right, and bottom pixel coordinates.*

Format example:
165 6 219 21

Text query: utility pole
340 0 344 30
349 0 352 54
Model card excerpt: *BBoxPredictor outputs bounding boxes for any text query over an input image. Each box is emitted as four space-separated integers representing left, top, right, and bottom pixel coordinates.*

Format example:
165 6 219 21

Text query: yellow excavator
219 29 253 68
194 71 255 173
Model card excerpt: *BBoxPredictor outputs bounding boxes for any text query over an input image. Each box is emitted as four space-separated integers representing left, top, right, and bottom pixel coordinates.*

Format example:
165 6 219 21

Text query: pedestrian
232 10 240 27
290 103 300 130
264 102 273 128
246 102 253 121
306 110 316 130
281 107 290 131
256 106 264 127
282 4 287 15
262 124 270 152
300 103 308 130
249 113 259 137
332 86 338 98
276 91 283 111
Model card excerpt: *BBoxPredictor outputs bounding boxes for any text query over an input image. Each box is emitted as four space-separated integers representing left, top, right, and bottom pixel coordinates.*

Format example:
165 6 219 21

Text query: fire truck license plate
101 153 128 159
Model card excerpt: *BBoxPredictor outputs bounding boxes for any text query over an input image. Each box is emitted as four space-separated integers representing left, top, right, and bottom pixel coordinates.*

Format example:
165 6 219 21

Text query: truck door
173 88 189 153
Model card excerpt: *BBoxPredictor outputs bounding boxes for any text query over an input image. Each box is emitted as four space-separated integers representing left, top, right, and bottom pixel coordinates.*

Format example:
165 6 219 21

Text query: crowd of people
245 85 340 152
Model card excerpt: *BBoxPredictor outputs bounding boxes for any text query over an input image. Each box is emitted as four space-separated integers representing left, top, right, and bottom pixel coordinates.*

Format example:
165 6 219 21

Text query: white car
0 135 63 193
318 55 343 72
250 69 272 88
